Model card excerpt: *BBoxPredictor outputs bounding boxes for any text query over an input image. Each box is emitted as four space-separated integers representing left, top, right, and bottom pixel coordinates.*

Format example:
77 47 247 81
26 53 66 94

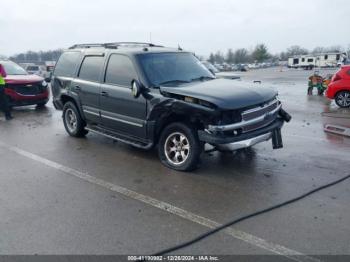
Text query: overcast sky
1 0 349 56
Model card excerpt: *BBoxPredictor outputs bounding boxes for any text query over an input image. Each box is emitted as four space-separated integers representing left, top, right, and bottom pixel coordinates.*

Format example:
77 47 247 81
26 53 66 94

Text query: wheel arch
60 95 86 120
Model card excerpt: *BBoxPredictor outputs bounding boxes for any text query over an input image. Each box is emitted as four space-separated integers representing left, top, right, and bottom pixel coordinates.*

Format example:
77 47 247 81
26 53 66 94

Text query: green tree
252 44 270 62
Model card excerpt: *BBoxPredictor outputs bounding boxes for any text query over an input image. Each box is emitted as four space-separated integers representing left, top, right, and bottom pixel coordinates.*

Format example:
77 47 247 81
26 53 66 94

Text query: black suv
52 42 291 171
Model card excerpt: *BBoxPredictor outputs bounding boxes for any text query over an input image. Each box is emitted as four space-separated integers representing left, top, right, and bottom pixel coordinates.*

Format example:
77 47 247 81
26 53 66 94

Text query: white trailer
315 53 347 67
288 52 347 69
288 55 316 69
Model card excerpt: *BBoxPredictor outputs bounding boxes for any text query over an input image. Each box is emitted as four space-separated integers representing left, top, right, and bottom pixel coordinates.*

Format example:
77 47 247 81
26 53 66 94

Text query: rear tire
158 122 203 171
62 101 88 137
335 91 350 108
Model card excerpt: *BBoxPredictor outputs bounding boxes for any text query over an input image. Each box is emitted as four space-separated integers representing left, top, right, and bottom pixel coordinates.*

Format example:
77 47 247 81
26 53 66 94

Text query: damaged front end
199 98 292 151
147 89 291 152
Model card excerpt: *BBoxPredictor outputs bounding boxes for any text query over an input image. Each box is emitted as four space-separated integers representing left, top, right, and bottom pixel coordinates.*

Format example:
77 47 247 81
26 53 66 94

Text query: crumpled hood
160 78 277 110
5 74 44 85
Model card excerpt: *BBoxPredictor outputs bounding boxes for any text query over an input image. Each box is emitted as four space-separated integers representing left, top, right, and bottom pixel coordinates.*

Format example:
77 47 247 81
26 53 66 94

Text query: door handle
74 85 81 91
101 91 109 97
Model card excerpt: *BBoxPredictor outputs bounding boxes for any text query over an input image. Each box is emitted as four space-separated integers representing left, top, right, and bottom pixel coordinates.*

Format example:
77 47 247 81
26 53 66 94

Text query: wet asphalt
0 68 349 258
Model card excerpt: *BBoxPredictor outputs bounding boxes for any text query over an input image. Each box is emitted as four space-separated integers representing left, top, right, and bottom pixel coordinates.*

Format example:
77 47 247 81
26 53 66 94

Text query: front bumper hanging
198 108 291 151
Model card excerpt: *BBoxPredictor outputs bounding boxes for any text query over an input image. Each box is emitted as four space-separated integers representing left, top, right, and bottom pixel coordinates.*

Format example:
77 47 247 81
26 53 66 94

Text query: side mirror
131 80 142 98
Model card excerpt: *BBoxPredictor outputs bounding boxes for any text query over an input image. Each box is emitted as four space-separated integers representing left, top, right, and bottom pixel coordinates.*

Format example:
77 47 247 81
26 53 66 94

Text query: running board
85 126 153 149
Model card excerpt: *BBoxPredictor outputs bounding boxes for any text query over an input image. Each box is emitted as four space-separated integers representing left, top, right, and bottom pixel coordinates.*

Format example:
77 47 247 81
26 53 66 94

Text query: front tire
158 122 203 171
335 91 350 108
62 101 88 137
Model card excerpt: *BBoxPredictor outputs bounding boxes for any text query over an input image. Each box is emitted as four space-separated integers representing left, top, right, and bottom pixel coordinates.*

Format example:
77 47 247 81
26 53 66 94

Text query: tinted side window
105 54 137 86
78 56 105 82
54 51 80 77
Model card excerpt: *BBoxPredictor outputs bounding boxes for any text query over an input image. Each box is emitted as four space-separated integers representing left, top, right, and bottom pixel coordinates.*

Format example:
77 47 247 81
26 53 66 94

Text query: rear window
54 51 81 77
78 56 105 82
26 66 39 71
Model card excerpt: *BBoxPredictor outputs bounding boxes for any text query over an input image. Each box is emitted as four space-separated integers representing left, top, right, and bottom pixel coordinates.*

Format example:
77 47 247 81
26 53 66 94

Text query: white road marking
0 141 320 262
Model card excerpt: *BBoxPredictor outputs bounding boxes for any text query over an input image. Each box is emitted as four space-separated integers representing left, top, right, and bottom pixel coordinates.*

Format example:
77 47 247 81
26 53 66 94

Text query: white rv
315 53 347 67
288 52 347 69
288 55 316 69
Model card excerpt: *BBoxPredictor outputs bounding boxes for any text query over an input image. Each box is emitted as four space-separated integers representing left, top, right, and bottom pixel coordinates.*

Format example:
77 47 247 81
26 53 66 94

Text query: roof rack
69 43 106 49
69 42 164 50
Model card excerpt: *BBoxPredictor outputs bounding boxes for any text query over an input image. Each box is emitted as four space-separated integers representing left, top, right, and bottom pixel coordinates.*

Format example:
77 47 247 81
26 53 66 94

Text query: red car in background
326 65 350 108
0 60 49 107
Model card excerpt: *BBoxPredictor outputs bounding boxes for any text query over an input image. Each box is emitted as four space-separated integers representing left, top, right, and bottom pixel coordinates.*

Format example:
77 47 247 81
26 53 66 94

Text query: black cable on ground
151 174 350 256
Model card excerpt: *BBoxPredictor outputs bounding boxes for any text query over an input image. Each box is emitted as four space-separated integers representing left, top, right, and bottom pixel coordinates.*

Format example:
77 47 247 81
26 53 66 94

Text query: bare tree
286 45 309 56
208 53 215 64
226 49 235 64
234 48 249 63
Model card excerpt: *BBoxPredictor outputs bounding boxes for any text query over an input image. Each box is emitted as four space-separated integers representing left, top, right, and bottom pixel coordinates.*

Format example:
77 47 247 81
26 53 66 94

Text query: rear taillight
332 73 342 82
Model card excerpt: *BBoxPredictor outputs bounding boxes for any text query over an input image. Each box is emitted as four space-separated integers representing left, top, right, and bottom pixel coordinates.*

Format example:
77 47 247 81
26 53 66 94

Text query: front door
73 55 105 124
100 54 147 139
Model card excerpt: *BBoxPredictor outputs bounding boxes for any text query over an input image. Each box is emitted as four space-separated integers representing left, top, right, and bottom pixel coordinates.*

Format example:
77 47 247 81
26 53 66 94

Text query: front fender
147 98 219 122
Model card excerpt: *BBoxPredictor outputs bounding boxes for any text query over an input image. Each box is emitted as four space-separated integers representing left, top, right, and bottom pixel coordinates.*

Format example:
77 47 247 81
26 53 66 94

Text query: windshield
137 52 214 87
2 61 28 75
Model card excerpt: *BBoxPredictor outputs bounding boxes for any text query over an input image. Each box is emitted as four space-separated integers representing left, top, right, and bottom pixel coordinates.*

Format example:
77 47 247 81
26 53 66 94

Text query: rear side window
26 66 39 71
105 54 137 86
78 56 105 82
54 51 80 77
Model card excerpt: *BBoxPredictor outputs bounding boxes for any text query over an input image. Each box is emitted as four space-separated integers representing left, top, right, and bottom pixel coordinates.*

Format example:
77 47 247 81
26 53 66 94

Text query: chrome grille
242 99 279 132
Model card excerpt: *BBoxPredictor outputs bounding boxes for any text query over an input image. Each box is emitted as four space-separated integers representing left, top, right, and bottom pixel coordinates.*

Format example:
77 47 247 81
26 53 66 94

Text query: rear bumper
199 118 285 150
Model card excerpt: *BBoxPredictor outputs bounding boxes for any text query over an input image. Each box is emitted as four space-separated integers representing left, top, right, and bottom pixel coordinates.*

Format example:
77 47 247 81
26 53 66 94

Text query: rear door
100 54 147 139
73 54 105 124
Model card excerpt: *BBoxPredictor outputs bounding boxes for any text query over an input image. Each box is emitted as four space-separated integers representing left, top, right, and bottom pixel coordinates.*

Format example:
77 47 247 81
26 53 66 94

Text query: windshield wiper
158 79 190 86
190 76 215 82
